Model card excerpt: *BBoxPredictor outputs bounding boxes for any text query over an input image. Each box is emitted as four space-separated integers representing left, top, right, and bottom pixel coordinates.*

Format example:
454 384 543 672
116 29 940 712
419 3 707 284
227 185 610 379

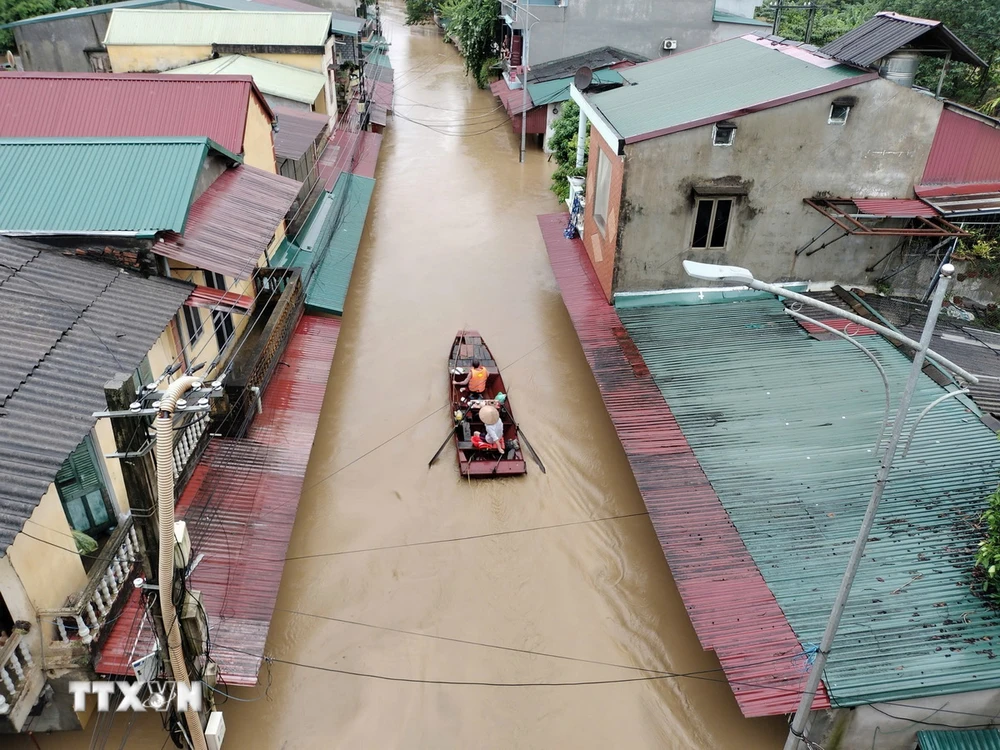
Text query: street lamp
682 260 977 750
500 0 542 164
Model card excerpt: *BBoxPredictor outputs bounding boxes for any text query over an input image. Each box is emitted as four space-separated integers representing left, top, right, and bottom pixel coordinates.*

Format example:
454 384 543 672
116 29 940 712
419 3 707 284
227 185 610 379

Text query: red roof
273 106 329 161
185 285 255 313
156 165 300 279
490 77 534 116
852 198 938 217
538 212 829 717
96 314 341 686
923 108 1000 186
0 73 274 156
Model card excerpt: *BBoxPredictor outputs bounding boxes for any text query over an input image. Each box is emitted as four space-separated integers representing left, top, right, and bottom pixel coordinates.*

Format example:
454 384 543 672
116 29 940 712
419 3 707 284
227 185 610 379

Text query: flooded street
15 5 786 748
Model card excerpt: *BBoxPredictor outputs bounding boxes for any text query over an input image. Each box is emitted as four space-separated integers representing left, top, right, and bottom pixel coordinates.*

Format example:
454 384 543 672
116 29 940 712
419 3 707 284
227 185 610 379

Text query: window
204 271 235 352
691 198 733 249
55 435 114 538
593 149 612 234
828 103 851 125
181 304 202 348
713 122 736 147
131 355 154 394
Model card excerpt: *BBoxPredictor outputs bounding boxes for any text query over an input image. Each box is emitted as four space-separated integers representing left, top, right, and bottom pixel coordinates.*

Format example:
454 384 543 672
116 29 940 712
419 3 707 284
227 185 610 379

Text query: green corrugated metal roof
364 52 392 70
918 730 1000 750
526 69 623 107
165 55 325 105
619 298 1000 706
104 9 332 47
272 172 374 314
712 9 772 26
330 14 363 36
0 137 235 236
587 36 867 140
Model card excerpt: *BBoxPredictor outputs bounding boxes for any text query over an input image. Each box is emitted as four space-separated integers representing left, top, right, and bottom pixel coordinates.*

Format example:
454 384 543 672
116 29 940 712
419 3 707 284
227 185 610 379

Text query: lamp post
682 260 976 750
503 0 542 164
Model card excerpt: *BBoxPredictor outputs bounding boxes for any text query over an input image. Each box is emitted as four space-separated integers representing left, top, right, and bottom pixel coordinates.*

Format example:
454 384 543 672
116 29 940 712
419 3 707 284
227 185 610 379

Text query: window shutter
56 437 103 496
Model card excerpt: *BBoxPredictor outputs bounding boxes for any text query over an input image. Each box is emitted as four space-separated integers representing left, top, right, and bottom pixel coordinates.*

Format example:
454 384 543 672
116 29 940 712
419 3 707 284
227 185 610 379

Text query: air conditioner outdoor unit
663 39 677 50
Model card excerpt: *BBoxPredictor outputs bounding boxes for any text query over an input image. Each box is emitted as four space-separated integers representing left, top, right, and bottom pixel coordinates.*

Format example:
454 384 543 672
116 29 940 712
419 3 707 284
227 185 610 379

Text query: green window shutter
55 436 112 534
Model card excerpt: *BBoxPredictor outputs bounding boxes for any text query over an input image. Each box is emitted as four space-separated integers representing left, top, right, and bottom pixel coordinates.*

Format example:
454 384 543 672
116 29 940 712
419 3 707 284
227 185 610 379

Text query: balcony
0 628 44 732
38 519 140 668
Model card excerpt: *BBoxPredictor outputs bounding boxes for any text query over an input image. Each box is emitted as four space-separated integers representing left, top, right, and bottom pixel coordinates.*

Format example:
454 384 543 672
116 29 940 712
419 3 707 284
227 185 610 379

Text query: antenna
573 66 593 92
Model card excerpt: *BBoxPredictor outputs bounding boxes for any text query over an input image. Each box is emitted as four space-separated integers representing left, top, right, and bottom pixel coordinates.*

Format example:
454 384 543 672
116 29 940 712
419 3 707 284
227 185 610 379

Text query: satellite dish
573 66 594 91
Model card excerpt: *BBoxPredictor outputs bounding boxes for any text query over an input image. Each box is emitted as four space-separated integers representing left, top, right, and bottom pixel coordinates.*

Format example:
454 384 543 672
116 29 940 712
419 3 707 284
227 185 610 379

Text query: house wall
581 124 624 301
611 77 944 294
244 95 278 173
513 0 765 67
6 485 88 613
107 44 213 72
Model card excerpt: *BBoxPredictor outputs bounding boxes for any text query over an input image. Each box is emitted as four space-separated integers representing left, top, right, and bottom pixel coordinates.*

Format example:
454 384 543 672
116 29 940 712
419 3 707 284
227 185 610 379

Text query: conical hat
479 405 500 425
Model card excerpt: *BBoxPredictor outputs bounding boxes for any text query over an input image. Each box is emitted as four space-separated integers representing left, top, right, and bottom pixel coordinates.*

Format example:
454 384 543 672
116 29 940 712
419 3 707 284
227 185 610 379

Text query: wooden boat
448 330 527 478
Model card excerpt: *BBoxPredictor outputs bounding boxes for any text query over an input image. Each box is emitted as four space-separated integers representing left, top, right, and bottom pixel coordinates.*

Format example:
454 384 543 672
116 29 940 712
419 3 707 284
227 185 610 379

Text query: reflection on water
14 4 786 748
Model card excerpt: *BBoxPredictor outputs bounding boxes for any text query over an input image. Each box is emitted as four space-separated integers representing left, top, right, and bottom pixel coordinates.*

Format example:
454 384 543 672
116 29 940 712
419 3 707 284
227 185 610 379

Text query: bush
405 0 435 25
975 486 1000 603
548 101 589 199
439 0 499 89
476 56 498 89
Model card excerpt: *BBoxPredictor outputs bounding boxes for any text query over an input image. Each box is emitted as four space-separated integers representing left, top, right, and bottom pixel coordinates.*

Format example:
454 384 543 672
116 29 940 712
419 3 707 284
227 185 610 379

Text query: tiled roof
0 237 192 553
0 73 271 156
272 106 329 160
156 165 300 279
104 9 332 47
584 35 870 143
619 297 1000 707
819 11 986 69
0 137 239 236
164 56 324 107
272 172 375 315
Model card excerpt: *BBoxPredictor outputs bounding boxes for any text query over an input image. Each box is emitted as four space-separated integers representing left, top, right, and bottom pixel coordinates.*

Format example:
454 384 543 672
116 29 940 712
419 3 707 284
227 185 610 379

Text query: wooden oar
516 425 546 474
428 428 455 467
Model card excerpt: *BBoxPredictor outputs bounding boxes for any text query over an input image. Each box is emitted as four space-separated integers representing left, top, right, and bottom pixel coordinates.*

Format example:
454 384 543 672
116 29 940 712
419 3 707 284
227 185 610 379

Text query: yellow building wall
7 484 88 614
312 91 328 116
244 96 278 173
247 52 324 72
107 44 213 73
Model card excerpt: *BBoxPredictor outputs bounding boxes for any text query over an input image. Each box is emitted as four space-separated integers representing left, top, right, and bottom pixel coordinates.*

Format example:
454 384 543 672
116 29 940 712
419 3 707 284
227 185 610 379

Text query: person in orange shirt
455 358 489 397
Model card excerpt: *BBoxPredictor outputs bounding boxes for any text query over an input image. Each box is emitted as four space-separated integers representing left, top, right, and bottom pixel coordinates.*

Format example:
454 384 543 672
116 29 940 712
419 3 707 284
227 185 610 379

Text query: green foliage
955 228 1000 277
873 278 892 296
0 0 95 53
976 487 1000 602
476 56 498 89
405 0 436 25
754 0 1000 108
439 0 498 89
548 100 589 199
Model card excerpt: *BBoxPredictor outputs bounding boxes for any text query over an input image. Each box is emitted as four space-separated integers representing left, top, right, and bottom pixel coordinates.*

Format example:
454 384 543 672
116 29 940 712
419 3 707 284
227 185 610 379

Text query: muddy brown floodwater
14 5 788 749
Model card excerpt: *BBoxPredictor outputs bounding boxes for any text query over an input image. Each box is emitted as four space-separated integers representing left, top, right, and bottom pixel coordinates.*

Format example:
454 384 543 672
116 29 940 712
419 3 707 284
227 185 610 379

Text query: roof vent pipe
878 50 921 88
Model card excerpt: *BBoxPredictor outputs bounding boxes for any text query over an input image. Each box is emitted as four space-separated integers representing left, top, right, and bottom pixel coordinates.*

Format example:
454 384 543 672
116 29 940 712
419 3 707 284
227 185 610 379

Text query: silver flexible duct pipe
155 375 207 750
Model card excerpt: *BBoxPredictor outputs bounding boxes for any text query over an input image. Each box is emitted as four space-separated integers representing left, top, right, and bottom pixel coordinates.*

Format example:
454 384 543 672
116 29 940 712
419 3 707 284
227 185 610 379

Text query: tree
438 0 499 89
548 100 588 200
405 0 435 25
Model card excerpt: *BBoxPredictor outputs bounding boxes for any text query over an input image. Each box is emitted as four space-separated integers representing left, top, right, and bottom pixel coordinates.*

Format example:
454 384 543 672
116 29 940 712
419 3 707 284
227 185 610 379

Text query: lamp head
683 259 754 284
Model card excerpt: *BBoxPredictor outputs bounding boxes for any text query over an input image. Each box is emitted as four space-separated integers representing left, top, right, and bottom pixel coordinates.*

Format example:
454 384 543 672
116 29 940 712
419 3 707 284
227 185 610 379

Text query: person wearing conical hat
479 404 504 451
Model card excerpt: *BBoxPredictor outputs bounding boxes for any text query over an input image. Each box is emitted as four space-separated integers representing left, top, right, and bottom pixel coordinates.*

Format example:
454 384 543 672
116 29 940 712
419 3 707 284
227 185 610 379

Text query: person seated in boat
471 405 504 452
455 358 489 398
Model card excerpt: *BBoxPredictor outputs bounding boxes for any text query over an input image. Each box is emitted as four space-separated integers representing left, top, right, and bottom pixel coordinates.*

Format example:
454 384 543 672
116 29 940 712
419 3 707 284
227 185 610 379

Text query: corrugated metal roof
539 213 829 717
818 12 986 69
164 56 325 106
329 10 363 36
923 109 1000 187
852 198 939 217
0 237 192 553
186 285 254 312
618 297 1000 707
0 137 235 236
272 172 374 315
713 9 771 27
156 164 300 279
586 36 869 143
0 73 268 156
272 106 329 160
526 69 623 107
97 313 341 684
0 0 309 29
916 183 1000 216
526 45 646 84
918 730 1000 750
104 9 332 47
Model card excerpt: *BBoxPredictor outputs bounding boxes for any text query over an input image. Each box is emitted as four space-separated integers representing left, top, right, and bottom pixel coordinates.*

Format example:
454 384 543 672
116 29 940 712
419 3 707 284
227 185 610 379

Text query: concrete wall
611 77 945 294
581 125 624 300
107 43 213 72
517 0 766 66
244 95 278 173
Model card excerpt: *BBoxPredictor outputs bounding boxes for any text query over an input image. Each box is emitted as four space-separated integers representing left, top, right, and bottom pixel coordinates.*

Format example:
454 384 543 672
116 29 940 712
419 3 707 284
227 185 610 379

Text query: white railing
41 521 139 647
0 631 32 718
172 414 209 481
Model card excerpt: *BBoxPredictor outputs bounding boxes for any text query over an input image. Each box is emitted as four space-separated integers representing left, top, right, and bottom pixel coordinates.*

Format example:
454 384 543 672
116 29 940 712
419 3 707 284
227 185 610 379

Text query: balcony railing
0 631 33 722
39 519 139 656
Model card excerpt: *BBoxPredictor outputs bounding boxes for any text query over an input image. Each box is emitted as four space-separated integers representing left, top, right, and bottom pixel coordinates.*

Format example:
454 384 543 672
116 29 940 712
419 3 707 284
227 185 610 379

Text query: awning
916 183 1000 216
185 285 254 313
490 78 534 116
804 198 967 236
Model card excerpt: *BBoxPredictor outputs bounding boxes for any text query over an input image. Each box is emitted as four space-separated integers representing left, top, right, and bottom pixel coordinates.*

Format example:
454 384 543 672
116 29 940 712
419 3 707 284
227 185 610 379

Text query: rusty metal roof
538 213 828 717
186 285 254 313
819 11 986 68
851 198 939 217
97 314 341 684
0 237 192 554
923 109 1000 187
0 73 272 156
273 106 329 160
156 165 300 279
